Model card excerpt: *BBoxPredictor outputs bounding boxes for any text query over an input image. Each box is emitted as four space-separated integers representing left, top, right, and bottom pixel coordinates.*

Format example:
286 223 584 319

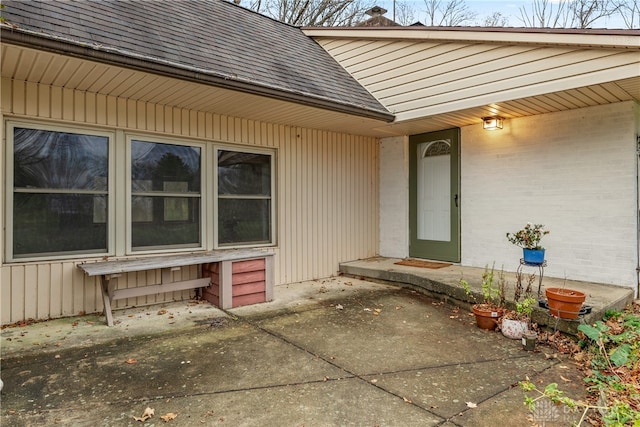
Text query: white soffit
0 44 390 138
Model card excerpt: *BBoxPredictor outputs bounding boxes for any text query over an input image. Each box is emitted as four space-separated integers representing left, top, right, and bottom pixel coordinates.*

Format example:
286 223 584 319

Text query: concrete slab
340 257 635 334
1 278 588 426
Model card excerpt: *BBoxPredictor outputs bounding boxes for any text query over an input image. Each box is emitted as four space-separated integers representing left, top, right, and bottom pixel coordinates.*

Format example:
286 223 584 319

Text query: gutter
1 28 395 123
303 27 640 50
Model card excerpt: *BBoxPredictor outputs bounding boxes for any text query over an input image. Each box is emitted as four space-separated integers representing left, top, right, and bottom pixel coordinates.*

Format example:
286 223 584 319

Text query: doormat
394 259 452 269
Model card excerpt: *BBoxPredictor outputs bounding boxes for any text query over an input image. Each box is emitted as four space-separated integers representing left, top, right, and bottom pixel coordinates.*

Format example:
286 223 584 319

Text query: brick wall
379 136 410 258
378 101 638 290
461 101 638 288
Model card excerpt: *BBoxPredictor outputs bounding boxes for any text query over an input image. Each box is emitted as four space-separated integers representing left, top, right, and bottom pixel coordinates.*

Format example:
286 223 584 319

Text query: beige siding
315 38 639 122
1 78 379 324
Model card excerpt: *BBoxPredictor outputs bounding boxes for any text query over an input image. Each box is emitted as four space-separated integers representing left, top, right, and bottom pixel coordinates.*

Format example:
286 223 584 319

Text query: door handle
454 194 459 208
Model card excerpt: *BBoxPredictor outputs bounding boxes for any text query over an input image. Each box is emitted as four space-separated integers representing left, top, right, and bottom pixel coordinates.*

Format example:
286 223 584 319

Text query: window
217 149 273 246
6 122 275 260
10 125 110 258
130 139 202 250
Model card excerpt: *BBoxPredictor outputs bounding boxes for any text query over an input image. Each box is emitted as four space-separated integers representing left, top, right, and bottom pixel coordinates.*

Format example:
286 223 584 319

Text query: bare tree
481 11 509 27
394 0 418 25
243 0 374 26
613 0 640 28
423 0 441 25
569 0 616 27
520 0 617 27
519 0 571 27
423 0 477 26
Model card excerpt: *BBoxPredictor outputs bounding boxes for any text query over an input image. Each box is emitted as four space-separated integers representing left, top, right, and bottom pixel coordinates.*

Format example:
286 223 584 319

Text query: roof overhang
1 26 395 127
304 27 640 136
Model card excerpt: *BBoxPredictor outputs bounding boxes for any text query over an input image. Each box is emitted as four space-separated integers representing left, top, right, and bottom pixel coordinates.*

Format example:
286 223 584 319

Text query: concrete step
340 257 635 335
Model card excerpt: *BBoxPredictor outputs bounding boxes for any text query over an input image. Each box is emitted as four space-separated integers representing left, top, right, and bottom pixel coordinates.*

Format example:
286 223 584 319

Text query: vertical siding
0 79 379 324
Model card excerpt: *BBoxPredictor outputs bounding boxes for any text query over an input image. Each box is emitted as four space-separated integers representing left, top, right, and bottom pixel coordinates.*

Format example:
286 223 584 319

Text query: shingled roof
0 0 393 121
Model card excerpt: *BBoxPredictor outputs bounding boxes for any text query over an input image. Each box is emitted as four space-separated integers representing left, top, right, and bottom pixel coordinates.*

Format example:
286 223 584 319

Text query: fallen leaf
158 309 167 315
466 402 477 408
403 397 412 403
373 309 382 315
125 358 137 364
560 375 572 382
160 413 177 422
133 407 154 422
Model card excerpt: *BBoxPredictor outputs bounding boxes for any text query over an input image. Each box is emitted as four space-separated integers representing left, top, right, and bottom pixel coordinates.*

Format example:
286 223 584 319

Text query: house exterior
304 26 640 296
1 1 638 325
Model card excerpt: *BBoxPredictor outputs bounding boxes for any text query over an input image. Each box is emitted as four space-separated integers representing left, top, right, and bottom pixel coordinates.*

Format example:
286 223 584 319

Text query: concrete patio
1 277 595 426
340 257 635 335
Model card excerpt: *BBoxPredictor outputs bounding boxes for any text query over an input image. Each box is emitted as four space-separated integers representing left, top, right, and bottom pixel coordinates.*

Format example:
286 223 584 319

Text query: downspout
636 134 640 298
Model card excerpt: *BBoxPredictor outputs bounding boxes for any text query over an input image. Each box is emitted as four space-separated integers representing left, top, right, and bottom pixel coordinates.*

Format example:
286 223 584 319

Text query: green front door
409 128 460 262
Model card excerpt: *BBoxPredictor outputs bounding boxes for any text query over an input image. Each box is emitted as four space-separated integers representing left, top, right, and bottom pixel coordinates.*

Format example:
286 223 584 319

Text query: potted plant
501 296 537 339
506 222 550 264
460 263 506 330
545 287 586 319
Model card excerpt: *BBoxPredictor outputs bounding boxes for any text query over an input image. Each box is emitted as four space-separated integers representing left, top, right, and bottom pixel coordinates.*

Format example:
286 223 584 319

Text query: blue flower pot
523 248 545 264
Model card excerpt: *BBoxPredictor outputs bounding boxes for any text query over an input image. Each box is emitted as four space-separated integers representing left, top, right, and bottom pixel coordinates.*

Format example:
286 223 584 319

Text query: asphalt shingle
1 0 390 117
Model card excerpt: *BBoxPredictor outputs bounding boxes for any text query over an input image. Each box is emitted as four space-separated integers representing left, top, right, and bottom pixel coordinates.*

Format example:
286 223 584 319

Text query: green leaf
610 344 631 367
578 324 603 341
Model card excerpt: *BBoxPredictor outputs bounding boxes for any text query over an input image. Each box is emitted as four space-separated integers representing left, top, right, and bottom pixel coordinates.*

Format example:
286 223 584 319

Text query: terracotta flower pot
472 304 503 330
545 288 585 319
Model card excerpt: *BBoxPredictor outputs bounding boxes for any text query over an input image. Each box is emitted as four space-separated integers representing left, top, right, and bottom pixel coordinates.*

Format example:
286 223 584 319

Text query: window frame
214 145 276 249
4 121 277 262
5 121 116 262
125 134 207 254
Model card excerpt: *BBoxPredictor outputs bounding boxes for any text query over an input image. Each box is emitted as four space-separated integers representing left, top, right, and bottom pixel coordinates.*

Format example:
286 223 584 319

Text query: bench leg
100 275 115 327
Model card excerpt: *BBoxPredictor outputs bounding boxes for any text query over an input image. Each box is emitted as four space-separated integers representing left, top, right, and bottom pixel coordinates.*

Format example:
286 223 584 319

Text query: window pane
131 141 200 192
14 128 108 190
131 140 202 250
218 151 270 195
218 199 271 245
13 193 107 256
131 196 201 248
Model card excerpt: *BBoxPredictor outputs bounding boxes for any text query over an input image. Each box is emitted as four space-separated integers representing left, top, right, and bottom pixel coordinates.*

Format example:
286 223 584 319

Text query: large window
6 122 275 260
217 149 273 246
11 126 110 258
130 139 202 250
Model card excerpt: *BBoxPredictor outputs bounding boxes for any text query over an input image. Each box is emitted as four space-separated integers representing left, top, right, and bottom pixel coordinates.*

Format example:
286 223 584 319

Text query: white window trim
5 120 116 262
213 145 277 250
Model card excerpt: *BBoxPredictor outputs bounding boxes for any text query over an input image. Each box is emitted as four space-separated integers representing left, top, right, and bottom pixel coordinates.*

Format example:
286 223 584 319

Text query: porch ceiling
2 43 638 138
369 76 640 136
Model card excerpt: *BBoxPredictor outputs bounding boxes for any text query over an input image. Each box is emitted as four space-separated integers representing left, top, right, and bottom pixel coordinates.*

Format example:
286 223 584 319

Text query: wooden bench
79 249 274 326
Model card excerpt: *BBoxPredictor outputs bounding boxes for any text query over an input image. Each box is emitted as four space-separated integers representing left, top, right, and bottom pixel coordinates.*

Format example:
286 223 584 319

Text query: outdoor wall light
482 116 504 130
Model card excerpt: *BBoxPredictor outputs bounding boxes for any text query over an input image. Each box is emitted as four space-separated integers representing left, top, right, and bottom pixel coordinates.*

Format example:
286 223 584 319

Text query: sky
377 0 629 28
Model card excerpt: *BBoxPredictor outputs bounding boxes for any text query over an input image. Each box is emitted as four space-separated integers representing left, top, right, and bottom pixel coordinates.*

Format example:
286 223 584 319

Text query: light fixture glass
482 116 504 130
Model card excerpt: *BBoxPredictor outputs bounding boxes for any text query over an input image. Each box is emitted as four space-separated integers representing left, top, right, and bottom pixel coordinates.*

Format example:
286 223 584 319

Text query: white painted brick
379 101 638 293
461 101 638 291
379 136 409 258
